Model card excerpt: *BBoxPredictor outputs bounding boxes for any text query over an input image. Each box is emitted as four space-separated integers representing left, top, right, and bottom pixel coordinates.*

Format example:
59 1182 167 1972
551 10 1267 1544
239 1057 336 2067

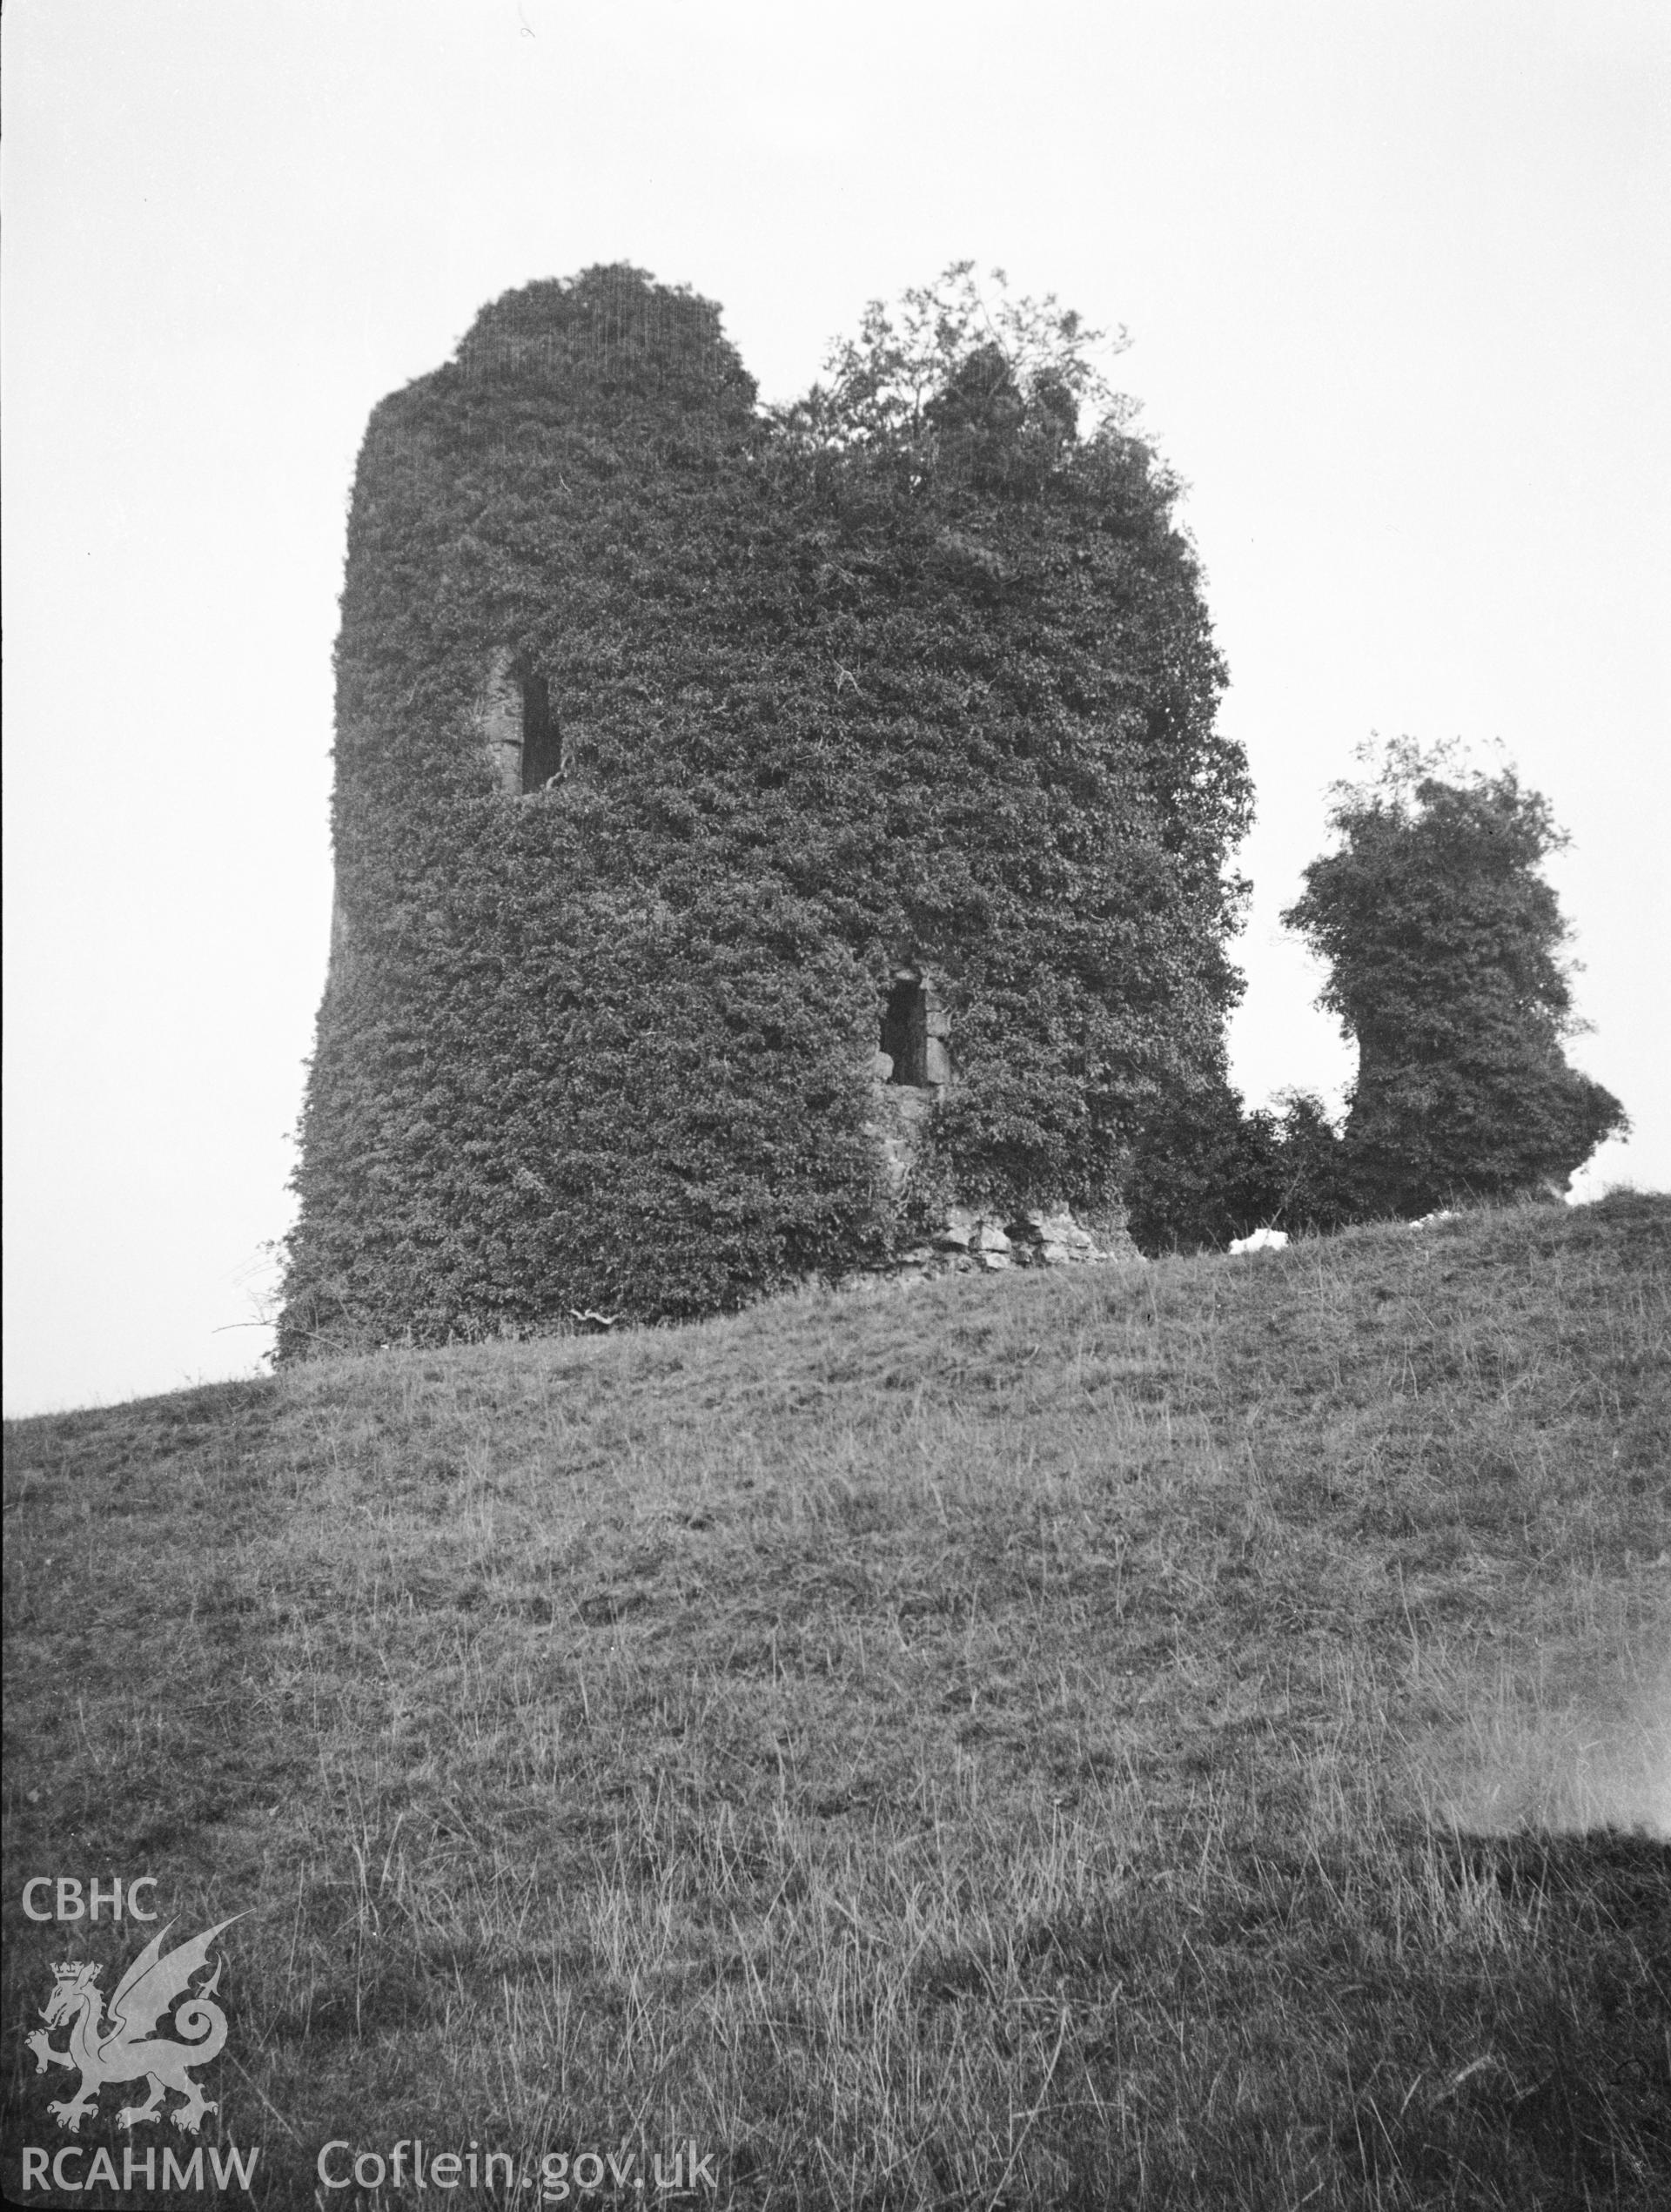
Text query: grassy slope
3 1194 1668 2210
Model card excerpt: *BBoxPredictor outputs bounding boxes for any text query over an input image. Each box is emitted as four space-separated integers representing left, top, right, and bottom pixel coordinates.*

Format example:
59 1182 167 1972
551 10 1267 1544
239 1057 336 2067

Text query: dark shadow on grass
937 1826 1671 2209
1339 1830 1670 2212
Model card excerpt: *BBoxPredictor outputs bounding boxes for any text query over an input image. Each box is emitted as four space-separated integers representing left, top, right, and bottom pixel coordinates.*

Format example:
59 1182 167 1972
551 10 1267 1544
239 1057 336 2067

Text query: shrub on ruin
1283 740 1627 1218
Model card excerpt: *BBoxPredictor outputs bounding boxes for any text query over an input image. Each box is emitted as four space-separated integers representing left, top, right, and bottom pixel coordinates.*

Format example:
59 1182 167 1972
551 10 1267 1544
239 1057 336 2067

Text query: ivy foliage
1283 740 1627 1216
282 265 1250 1351
775 259 1137 460
1124 1075 1352 1253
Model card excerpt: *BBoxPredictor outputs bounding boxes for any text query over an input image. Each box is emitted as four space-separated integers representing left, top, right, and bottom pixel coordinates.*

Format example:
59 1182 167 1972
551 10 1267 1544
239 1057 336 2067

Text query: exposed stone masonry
835 1200 1143 1292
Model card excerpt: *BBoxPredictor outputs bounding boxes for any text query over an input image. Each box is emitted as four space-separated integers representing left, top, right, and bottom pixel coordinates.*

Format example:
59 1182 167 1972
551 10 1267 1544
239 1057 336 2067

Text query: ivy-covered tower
281 265 1250 1352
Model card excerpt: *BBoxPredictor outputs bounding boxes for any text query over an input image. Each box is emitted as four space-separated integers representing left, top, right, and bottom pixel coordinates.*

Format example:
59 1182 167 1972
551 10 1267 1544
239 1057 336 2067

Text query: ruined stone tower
281 266 1248 1351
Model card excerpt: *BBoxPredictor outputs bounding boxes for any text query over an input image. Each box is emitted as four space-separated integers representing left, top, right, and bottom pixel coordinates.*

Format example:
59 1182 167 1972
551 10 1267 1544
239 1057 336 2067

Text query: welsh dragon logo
25 1918 240 2136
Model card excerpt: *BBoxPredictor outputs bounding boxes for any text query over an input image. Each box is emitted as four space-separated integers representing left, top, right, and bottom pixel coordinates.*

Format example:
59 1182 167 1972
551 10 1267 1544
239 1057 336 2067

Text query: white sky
4 0 1667 1415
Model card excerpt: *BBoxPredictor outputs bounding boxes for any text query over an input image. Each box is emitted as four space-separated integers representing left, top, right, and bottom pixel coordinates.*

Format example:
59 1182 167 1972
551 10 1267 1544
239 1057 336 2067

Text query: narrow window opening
881 978 929 1086
480 649 564 796
519 669 564 791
